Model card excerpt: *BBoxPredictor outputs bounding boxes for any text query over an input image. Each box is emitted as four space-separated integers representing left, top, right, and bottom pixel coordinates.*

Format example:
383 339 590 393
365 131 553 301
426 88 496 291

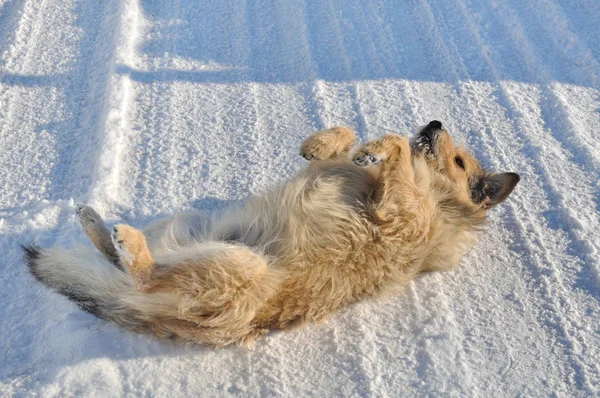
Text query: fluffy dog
23 121 519 346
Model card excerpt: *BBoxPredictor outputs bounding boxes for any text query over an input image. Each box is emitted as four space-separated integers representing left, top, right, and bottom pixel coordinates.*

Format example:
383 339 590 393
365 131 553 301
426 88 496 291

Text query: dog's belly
208 163 397 329
212 162 378 258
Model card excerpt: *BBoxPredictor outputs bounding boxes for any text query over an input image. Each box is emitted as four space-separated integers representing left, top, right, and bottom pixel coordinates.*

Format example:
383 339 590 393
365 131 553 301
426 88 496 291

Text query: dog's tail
22 245 180 338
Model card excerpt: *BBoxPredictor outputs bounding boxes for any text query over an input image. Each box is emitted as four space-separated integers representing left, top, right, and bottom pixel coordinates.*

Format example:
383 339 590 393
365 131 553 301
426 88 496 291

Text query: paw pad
353 153 382 167
111 227 133 265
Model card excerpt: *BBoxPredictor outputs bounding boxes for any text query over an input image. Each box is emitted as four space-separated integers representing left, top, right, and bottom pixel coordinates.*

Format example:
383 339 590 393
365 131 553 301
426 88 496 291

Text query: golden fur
24 121 520 346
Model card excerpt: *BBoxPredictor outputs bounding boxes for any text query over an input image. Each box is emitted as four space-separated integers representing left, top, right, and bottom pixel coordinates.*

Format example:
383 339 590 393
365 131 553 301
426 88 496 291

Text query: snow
1 0 600 396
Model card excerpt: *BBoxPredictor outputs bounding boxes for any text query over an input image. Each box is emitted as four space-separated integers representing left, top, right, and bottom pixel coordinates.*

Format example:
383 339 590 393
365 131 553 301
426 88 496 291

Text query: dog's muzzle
411 120 443 157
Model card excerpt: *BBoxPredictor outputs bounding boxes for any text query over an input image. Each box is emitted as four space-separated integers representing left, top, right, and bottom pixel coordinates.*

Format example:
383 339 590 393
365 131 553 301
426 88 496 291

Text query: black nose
428 120 443 130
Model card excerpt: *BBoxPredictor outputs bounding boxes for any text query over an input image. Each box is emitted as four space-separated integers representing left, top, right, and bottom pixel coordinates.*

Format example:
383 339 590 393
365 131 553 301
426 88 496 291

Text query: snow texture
1 0 600 396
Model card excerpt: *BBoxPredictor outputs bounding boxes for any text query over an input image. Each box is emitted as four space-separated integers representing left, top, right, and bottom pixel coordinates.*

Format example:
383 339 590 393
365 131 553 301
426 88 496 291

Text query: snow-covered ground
1 0 599 395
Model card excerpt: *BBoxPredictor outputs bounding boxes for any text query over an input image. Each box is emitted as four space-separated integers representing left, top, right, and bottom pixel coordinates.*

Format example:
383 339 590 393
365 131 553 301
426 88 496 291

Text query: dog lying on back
24 121 519 346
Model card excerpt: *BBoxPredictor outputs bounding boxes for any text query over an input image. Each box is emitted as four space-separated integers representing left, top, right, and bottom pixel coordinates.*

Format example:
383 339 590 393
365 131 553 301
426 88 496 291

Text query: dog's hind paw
111 225 135 266
76 204 104 228
111 225 154 291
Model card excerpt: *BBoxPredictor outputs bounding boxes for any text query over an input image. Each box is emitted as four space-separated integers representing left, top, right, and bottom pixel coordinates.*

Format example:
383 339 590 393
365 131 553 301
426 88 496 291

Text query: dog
23 121 519 346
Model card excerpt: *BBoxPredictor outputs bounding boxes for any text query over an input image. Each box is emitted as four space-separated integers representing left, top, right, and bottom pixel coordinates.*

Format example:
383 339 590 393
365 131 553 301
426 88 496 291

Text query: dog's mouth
411 120 443 158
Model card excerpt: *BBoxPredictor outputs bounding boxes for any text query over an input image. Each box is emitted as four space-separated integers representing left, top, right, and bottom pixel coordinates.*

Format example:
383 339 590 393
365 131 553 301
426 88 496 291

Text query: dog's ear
482 172 520 207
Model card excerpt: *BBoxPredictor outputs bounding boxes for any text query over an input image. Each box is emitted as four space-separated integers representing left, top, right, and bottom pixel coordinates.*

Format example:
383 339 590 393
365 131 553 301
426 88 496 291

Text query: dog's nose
428 120 443 130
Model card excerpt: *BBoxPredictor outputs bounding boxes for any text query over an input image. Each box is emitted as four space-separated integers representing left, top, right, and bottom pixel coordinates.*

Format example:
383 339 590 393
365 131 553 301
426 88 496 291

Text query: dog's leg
354 135 431 239
135 242 283 346
76 204 123 270
111 224 156 290
300 127 355 161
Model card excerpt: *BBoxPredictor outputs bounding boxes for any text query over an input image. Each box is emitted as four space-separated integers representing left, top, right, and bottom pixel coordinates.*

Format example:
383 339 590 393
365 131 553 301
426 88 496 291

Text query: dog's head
410 120 520 211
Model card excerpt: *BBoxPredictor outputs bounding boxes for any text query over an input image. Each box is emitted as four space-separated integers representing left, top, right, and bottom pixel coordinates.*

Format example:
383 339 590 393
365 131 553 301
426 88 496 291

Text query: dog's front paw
353 134 409 166
300 127 355 161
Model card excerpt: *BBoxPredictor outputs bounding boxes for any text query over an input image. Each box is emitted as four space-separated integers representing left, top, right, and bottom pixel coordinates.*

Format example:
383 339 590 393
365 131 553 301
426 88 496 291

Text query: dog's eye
455 156 465 169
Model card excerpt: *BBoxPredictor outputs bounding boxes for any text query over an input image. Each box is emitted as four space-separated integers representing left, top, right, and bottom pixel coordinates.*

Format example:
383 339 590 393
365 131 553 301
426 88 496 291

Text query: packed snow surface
1 0 600 396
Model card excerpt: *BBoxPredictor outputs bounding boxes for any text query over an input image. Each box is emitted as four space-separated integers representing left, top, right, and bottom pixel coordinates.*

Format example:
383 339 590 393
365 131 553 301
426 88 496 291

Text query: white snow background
1 0 600 396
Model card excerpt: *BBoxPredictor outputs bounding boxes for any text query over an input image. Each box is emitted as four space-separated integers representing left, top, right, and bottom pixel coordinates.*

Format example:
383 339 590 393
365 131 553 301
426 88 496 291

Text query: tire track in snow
141 0 184 213
464 0 600 297
303 0 346 132
432 0 599 391
498 0 600 253
295 4 324 132
178 2 266 207
303 0 372 138
0 0 75 381
304 0 376 139
244 0 313 191
126 0 189 215
0 0 27 69
462 97 596 392
455 84 582 390
0 0 57 208
0 0 48 74
388 0 595 392
0 0 130 386
44 0 125 202
475 0 600 184
509 82 600 289
334 0 402 140
554 0 600 86
339 0 393 141
0 0 127 210
525 0 600 86
129 1 304 216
